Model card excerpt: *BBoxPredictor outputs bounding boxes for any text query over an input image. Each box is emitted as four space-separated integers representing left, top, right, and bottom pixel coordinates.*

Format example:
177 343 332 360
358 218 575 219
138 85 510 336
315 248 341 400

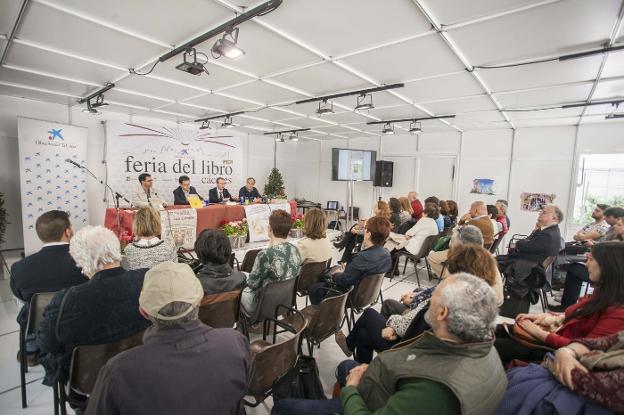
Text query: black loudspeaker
374 160 393 187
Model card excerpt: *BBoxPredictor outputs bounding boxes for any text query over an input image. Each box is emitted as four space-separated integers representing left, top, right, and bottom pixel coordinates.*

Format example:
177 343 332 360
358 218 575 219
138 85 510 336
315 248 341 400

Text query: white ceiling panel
156 103 212 118
402 72 484 103
455 120 511 131
366 105 428 120
219 80 307 106
274 117 328 128
149 60 254 92
592 78 624 100
184 93 251 112
333 91 406 111
43 0 233 46
602 50 624 78
0 0 22 35
115 75 203 102
584 103 618 116
449 0 623 65
204 21 320 77
18 2 167 68
513 116 581 127
507 107 583 121
317 111 372 125
340 35 465 84
0 39 7 59
5 42 128 85
480 56 603 92
0 66 93 97
261 0 431 57
425 0 548 25
420 95 496 114
253 106 300 121
452 110 506 123
495 84 593 108
0 83 76 105
268 62 369 96
104 89 171 109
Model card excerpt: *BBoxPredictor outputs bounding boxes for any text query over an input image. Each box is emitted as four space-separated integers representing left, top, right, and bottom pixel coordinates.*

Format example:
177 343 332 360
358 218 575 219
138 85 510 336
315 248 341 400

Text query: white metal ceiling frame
1 0 618 134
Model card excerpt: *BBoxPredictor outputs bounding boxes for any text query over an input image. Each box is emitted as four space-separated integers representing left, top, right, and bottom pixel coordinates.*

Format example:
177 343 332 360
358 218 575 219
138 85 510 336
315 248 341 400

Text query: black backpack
272 355 326 402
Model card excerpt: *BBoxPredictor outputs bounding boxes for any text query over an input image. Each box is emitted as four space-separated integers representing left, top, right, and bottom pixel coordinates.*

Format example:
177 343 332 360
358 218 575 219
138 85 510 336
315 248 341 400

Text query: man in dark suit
10 210 87 364
208 177 235 203
173 175 204 205
500 204 563 264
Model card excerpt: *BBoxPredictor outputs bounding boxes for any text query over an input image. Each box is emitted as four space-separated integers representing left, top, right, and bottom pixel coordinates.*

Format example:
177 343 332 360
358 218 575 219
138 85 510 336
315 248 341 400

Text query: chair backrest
306 287 352 342
68 330 145 396
296 261 328 295
416 234 438 258
198 290 241 328
542 256 555 272
348 273 385 311
396 220 415 235
229 252 239 271
240 249 261 273
251 277 298 323
26 292 57 336
489 237 504 254
246 311 307 398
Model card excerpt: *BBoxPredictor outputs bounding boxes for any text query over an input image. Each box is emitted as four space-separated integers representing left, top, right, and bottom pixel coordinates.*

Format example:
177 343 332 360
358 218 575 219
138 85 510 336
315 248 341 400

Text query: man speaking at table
173 175 204 205
208 177 236 204
131 173 167 209
238 177 262 202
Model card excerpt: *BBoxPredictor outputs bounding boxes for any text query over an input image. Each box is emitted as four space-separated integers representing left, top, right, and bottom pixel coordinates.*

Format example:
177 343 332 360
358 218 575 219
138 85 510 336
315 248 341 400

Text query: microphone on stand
65 158 82 168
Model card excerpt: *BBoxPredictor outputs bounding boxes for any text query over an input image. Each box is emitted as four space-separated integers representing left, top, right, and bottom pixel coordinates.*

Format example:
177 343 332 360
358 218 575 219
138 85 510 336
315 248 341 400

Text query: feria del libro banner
17 117 89 255
105 122 244 205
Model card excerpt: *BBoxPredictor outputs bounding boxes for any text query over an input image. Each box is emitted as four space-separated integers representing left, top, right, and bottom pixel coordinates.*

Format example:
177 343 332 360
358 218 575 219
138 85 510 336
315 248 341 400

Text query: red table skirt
104 200 298 236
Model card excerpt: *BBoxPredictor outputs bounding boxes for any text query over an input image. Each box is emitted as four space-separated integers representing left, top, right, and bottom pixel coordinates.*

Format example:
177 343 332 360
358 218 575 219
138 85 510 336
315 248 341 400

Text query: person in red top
495 241 624 365
407 191 423 221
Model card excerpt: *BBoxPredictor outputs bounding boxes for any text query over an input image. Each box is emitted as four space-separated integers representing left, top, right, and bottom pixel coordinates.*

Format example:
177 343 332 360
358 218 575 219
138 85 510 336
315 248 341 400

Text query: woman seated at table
123 207 177 270
194 229 245 296
333 201 392 264
333 243 501 363
498 331 624 414
240 210 301 315
297 208 332 265
494 241 624 367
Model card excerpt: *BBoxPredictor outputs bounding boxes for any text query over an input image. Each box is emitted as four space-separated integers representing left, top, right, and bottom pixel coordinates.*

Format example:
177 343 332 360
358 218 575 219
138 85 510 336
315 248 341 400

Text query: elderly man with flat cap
86 262 250 415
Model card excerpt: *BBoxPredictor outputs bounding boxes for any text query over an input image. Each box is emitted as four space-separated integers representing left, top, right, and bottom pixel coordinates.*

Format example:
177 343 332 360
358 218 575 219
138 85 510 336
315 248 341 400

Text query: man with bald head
458 201 494 246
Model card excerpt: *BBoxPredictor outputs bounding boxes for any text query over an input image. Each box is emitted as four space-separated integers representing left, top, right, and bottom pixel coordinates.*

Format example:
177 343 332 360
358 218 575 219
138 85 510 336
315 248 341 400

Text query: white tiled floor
0 249 436 415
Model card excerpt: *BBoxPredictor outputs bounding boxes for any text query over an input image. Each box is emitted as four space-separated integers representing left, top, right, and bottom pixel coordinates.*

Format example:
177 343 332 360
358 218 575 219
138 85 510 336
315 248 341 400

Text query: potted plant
0 192 7 248
237 218 248 247
222 221 241 248
290 213 304 238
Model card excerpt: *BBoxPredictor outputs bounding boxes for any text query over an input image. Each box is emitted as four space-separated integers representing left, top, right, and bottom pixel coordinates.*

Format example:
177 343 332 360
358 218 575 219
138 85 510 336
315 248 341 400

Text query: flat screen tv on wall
331 148 377 181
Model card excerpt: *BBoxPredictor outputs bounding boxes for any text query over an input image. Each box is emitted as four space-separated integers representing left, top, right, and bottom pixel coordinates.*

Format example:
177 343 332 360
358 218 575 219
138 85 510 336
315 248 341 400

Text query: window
573 153 624 224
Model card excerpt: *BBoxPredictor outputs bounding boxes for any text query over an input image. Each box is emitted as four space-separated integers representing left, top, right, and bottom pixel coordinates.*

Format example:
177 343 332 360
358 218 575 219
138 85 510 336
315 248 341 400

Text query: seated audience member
388 197 403 230
336 244 503 364
194 229 245 296
131 173 166 209
459 201 495 246
334 201 391 263
556 216 624 309
499 204 563 264
240 210 301 315
208 176 236 203
398 197 413 224
408 191 423 220
37 226 150 387
427 225 484 279
591 207 624 245
85 262 250 415
424 196 444 232
573 203 610 243
10 210 87 364
173 175 203 205
494 241 624 366
498 331 624 414
123 207 178 270
238 177 262 202
388 203 439 274
274 273 507 415
308 217 392 306
487 204 503 236
439 200 453 228
496 199 510 229
297 208 332 264
446 199 459 226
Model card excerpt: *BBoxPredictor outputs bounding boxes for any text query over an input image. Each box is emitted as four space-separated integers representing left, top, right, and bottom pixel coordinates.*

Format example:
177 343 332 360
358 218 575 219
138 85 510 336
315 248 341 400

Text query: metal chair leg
59 382 67 415
20 328 27 408
53 382 59 415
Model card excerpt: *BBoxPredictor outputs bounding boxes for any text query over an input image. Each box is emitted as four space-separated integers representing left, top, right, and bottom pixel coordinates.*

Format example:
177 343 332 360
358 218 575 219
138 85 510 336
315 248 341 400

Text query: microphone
65 158 81 168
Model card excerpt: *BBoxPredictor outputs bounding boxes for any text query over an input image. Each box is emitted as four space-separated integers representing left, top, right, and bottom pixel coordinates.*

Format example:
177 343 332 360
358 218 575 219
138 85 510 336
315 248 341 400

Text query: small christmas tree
264 167 285 197
0 192 8 246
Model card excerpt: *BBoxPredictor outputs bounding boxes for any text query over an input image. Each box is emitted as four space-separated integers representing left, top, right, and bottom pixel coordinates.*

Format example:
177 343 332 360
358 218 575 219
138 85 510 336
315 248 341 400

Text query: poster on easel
160 208 197 250
18 117 89 255
244 204 271 243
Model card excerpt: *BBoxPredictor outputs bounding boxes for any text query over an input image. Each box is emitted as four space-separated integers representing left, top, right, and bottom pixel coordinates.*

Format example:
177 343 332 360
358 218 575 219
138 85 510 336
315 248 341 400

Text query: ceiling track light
195 111 245 127
175 48 208 76
199 120 211 130
367 114 456 125
78 82 114 115
212 27 245 59
354 93 374 112
275 133 285 142
130 0 282 76
316 100 335 115
289 132 299 142
221 115 234 128
265 128 310 142
606 102 624 119
381 122 395 135
295 83 404 105
408 121 422 134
